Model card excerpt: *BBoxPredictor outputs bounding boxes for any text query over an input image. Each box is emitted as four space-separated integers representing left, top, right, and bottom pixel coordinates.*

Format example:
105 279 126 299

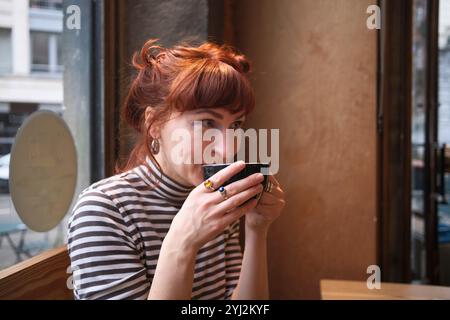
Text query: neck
153 152 192 187
138 155 194 203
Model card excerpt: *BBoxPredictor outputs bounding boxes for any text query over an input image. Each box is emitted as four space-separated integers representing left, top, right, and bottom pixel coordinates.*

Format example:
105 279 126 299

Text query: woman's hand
245 175 285 233
168 161 264 254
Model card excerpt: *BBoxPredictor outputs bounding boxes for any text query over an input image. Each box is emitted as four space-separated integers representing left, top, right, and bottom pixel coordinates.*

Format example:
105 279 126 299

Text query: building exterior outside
0 0 64 269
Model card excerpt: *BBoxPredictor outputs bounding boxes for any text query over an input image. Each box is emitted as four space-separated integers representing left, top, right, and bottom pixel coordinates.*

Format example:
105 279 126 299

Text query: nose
206 130 237 163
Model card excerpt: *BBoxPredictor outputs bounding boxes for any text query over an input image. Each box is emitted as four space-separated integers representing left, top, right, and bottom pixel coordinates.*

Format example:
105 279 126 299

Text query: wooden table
321 279 450 300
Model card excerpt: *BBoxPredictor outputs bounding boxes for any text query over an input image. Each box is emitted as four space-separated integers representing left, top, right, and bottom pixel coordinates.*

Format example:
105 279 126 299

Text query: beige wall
234 0 378 299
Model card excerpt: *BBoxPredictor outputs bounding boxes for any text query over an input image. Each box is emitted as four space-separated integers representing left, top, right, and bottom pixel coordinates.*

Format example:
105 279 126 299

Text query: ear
144 106 161 139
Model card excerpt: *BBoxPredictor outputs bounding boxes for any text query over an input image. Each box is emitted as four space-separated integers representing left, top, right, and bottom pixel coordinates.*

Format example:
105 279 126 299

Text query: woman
67 39 285 300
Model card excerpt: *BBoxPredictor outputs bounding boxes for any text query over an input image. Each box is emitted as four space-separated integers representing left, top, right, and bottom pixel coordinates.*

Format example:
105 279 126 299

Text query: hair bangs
167 59 255 115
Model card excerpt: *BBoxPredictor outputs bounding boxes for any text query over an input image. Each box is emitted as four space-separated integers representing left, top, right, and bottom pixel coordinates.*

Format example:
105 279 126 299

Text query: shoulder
74 167 149 210
67 170 146 257
81 168 144 199
68 169 144 230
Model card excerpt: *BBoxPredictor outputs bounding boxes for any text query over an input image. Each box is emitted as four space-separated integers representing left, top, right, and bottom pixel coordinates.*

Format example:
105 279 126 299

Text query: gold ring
203 179 215 191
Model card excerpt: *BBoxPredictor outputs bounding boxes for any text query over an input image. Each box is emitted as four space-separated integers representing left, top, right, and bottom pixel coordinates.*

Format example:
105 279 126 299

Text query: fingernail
256 173 264 181
236 160 245 167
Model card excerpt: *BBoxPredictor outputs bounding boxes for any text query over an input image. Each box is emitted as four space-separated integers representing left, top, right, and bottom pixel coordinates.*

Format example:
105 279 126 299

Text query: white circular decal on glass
9 111 77 232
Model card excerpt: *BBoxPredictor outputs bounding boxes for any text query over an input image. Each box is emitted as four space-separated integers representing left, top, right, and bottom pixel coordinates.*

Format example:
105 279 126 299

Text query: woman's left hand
245 175 285 233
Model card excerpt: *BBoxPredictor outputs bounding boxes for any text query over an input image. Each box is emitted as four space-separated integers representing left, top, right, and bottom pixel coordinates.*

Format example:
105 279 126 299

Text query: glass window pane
411 0 428 283
0 28 12 74
31 31 63 74
29 0 63 10
438 0 450 286
56 33 62 68
0 1 91 271
31 31 50 71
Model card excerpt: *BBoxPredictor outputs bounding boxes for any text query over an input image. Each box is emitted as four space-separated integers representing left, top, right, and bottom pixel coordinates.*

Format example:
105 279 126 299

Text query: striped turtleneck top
67 157 243 300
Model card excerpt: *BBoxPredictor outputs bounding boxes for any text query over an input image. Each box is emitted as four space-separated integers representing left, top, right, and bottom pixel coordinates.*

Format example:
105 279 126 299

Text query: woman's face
154 107 246 187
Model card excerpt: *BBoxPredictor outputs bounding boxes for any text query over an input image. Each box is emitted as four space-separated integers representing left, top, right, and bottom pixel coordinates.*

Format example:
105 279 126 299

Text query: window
409 0 450 285
0 28 12 74
437 0 450 286
30 31 63 74
411 0 428 283
29 0 63 11
0 1 95 272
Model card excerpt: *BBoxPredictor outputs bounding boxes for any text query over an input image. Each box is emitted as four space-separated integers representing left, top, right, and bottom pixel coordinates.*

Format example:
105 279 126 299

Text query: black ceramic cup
202 162 270 189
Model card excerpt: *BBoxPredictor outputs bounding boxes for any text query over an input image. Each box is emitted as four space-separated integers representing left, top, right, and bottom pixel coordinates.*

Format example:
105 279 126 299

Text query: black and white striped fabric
67 157 242 300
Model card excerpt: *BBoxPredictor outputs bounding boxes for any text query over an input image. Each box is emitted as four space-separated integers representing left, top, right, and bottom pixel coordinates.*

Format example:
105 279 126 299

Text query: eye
230 121 244 130
201 119 215 128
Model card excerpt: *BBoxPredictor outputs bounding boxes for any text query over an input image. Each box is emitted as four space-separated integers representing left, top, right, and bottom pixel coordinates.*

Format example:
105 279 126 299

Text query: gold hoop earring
151 139 160 154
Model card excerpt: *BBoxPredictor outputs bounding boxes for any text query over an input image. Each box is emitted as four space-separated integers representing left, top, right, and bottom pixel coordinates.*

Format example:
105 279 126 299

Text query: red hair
115 38 256 177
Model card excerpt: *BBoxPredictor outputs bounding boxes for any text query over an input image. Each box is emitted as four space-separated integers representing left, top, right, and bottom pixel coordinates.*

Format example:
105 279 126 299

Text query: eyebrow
194 109 224 119
194 109 247 121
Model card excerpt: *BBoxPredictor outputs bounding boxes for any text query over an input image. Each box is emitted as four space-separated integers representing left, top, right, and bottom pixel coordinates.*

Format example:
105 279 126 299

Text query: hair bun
132 38 165 69
145 53 156 65
235 54 251 73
